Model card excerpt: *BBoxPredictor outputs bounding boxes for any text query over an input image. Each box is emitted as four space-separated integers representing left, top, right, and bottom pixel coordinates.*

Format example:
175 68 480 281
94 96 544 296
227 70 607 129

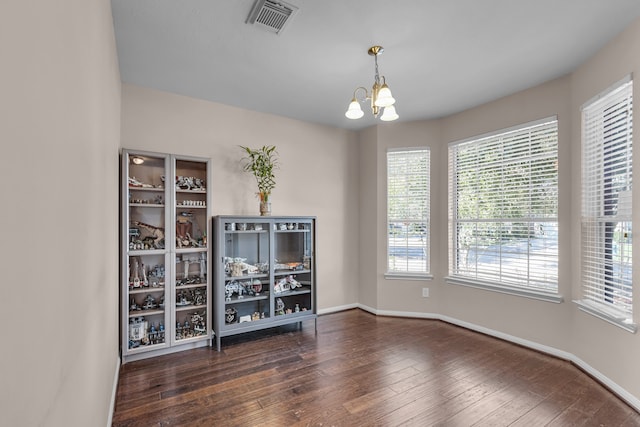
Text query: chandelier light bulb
345 98 364 119
380 105 399 122
374 83 395 107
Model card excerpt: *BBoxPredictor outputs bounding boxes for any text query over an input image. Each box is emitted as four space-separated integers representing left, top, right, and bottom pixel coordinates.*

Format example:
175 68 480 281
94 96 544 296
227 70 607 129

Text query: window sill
445 276 563 304
385 273 433 281
573 299 636 333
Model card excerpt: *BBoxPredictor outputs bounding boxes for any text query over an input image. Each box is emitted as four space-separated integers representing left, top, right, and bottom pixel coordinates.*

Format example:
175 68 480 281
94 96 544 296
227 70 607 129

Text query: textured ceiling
112 0 640 130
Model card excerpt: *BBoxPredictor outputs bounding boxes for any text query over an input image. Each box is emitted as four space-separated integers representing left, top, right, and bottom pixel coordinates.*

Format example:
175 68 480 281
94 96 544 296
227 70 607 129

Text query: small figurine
193 288 205 306
141 262 148 287
130 220 165 249
199 252 206 280
286 275 302 289
183 257 190 279
225 281 238 301
128 176 154 188
130 258 141 288
176 290 191 306
142 294 156 310
225 308 238 324
192 312 206 334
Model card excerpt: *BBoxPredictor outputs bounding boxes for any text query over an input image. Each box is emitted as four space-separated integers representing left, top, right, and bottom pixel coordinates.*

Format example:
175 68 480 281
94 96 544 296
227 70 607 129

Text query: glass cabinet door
173 158 210 343
125 152 169 351
273 220 314 317
222 220 271 325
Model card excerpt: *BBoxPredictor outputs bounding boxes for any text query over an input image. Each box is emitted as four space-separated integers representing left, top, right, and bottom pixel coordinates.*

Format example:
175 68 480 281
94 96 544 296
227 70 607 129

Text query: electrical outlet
422 287 429 298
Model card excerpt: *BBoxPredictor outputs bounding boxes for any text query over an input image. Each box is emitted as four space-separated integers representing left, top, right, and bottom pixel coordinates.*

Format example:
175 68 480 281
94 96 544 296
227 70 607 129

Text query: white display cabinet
121 149 211 362
213 216 317 351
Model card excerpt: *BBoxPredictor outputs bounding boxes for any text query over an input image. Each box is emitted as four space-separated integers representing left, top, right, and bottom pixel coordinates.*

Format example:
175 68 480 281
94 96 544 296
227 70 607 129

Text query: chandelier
345 45 398 122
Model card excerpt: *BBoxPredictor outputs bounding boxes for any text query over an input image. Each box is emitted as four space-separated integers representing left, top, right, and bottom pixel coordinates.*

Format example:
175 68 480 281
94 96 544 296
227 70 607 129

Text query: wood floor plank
112 309 639 426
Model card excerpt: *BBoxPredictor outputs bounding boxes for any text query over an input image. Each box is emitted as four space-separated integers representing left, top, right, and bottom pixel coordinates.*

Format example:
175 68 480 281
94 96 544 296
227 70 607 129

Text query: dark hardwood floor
113 309 640 426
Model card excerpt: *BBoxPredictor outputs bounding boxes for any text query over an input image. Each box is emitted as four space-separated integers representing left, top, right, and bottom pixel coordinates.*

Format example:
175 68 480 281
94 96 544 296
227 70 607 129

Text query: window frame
446 117 561 303
576 76 635 333
385 147 431 279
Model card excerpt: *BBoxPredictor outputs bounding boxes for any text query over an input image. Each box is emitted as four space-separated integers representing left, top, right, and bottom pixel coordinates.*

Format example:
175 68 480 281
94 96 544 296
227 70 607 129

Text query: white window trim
385 272 434 280
577 74 634 331
448 116 561 299
574 299 637 333
445 276 563 303
386 147 430 276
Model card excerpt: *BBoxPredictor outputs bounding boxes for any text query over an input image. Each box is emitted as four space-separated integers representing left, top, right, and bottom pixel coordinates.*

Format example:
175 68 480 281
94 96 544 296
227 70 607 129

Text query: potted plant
240 145 279 216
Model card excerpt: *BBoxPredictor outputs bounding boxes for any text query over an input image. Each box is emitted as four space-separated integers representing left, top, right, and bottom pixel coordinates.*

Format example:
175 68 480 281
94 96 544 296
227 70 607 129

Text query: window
387 148 430 277
579 77 634 331
448 118 559 299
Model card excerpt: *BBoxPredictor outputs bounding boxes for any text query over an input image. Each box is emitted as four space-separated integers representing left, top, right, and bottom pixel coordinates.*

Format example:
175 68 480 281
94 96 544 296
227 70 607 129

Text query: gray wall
0 0 121 425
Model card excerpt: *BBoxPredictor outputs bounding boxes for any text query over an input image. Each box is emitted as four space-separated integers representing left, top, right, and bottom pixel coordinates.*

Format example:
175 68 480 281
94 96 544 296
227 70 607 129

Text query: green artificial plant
240 145 279 205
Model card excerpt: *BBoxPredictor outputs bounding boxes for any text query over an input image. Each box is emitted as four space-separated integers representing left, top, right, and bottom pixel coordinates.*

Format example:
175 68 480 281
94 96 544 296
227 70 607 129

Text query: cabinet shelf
224 294 270 305
225 273 269 281
129 186 165 192
223 318 271 331
130 203 164 208
129 308 164 317
175 334 209 344
274 310 313 319
176 247 207 254
274 269 311 276
127 342 168 353
129 287 165 294
175 282 207 290
176 189 206 194
176 303 207 312
274 286 312 297
129 249 166 256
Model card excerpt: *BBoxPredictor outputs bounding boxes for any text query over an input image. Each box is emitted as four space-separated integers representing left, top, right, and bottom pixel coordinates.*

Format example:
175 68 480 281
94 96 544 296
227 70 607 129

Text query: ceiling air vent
247 0 298 35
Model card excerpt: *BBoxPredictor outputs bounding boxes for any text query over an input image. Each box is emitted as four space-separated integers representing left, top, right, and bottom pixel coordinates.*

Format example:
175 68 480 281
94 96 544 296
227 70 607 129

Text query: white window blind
448 118 559 294
581 78 633 322
387 148 430 275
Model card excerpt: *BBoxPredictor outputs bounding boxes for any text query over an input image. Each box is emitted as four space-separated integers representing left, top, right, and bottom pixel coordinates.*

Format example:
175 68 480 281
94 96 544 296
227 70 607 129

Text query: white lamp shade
374 84 395 107
345 99 364 119
380 105 399 121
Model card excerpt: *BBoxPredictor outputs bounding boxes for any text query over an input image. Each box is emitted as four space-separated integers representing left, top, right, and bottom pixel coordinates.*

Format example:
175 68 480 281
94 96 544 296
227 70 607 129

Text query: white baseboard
318 303 358 315
350 303 640 413
107 355 120 427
